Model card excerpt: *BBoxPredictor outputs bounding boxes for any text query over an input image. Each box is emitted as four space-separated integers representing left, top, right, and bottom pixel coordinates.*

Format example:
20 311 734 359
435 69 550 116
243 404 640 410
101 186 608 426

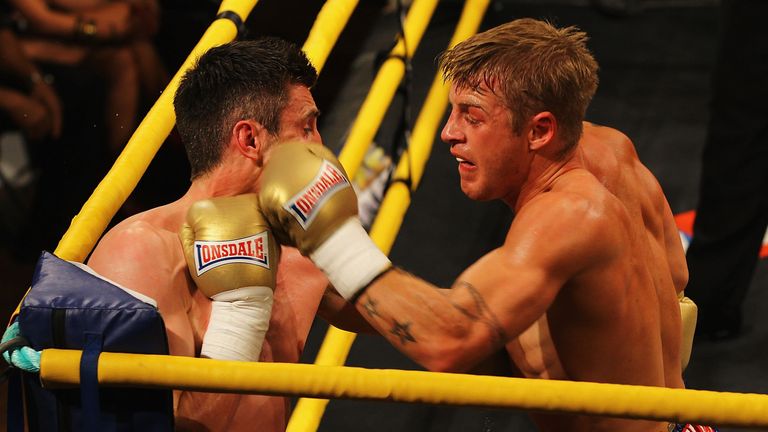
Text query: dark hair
439 18 598 154
174 37 317 179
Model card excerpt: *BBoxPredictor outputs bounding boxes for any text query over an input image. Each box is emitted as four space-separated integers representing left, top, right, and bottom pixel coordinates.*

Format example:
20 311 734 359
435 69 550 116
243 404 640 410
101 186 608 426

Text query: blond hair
439 18 598 153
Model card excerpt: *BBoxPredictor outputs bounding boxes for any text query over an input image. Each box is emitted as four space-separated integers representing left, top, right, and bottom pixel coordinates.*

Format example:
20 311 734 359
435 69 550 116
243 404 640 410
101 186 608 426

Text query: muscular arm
318 286 377 333
87 220 242 429
277 245 376 333
350 193 616 373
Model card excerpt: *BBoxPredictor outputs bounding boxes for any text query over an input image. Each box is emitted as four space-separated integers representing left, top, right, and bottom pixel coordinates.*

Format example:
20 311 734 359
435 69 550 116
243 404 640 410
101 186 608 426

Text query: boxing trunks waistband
668 424 719 432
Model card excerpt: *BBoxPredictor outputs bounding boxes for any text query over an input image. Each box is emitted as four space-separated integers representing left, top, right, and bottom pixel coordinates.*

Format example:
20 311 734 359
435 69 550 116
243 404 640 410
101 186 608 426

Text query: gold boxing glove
679 291 697 371
258 141 391 300
180 194 280 361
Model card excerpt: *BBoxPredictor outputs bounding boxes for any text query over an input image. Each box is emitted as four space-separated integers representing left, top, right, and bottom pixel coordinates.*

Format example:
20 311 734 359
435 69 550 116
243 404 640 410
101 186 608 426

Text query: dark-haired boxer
88 38 364 432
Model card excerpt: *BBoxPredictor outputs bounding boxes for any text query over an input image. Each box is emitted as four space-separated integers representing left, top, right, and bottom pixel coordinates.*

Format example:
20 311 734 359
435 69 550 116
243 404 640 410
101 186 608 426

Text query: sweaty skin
88 84 341 432
511 123 687 383
579 122 687 388
347 84 683 432
89 205 328 431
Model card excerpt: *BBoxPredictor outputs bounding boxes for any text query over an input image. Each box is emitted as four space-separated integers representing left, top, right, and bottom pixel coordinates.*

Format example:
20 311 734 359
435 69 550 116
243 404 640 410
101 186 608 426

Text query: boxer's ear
528 112 556 151
233 120 270 164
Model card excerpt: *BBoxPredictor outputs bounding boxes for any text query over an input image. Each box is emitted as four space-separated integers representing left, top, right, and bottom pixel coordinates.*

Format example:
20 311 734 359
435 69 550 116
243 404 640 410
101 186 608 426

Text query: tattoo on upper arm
451 281 508 345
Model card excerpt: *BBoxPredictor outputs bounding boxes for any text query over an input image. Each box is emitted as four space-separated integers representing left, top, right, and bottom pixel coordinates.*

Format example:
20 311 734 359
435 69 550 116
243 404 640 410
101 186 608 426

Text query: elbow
415 337 483 374
425 359 469 374
413 319 504 373
419 352 466 374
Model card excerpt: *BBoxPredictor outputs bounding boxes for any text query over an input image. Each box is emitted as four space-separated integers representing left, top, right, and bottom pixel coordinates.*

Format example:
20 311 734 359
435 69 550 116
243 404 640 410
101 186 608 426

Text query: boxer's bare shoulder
581 121 687 292
583 121 633 144
89 206 187 293
88 204 203 357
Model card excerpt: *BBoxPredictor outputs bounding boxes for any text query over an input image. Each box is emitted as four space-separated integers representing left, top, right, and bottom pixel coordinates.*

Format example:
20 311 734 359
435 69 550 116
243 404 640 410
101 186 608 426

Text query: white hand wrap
310 218 392 300
201 286 273 362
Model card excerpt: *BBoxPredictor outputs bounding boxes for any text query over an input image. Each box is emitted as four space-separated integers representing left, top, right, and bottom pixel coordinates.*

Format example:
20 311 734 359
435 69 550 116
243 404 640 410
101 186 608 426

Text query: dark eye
303 116 318 136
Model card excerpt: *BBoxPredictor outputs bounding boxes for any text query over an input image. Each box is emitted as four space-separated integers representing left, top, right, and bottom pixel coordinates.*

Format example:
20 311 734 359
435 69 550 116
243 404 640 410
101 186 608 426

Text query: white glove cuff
310 218 392 300
201 286 274 362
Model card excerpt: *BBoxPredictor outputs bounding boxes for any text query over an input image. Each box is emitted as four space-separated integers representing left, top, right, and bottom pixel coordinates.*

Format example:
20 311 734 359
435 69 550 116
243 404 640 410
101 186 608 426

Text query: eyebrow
458 102 485 113
308 107 321 117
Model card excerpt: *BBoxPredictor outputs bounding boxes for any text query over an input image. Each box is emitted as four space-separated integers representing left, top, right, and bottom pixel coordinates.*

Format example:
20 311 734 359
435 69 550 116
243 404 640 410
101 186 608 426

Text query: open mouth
456 157 475 168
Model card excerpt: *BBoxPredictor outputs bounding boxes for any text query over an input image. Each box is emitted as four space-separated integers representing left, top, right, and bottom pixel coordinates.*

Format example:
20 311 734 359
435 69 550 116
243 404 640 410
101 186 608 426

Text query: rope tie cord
1 322 40 373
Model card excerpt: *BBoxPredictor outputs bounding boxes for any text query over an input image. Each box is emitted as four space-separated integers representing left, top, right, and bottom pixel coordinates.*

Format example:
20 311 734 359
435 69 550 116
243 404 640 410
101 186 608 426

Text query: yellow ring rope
290 1 490 429
370 0 490 252
302 0 359 74
39 349 768 429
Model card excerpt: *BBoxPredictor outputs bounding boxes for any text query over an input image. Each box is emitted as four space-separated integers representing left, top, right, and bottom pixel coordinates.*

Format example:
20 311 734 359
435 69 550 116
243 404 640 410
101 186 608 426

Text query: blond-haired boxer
249 19 715 432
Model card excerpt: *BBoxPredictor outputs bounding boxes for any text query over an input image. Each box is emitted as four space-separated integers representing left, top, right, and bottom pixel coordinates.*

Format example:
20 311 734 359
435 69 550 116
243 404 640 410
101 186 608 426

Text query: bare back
580 122 687 295
88 196 328 431
580 122 686 388
499 124 684 431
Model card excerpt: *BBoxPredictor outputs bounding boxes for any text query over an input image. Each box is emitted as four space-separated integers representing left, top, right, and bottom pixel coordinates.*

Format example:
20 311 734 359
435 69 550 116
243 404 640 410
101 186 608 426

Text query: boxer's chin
460 180 491 202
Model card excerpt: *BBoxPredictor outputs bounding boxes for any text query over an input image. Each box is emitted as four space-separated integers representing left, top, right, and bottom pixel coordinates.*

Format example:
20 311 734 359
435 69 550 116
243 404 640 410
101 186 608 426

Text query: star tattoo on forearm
390 320 416 344
362 296 381 319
